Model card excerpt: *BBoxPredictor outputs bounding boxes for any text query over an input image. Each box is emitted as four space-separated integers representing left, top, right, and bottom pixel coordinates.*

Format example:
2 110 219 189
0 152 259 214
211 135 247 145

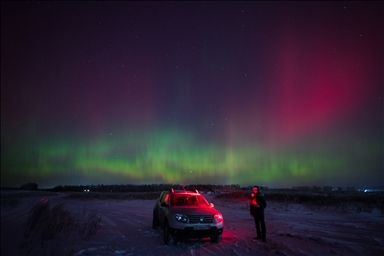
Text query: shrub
20 182 38 190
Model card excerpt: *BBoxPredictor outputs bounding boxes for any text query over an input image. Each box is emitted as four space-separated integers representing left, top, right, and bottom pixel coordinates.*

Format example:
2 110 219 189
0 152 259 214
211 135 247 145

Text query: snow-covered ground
1 191 383 255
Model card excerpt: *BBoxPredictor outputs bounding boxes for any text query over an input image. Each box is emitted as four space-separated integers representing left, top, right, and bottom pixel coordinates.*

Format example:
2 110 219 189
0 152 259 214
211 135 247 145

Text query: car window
162 193 169 205
196 194 209 206
171 194 186 206
170 194 209 206
159 192 165 202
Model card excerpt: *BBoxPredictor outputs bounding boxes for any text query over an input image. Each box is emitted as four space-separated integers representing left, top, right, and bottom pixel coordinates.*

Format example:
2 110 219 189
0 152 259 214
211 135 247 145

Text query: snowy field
1 190 383 256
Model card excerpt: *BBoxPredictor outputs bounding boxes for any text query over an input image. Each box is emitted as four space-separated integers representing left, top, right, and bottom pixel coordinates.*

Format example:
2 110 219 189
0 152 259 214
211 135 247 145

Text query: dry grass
75 206 101 240
1 197 21 209
23 199 101 256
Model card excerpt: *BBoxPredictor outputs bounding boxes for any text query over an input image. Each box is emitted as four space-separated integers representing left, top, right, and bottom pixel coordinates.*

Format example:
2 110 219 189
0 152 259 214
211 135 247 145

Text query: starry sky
1 1 383 189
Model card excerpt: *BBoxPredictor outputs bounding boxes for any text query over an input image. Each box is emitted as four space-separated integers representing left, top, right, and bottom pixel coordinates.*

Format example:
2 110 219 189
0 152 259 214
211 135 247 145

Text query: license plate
193 225 210 230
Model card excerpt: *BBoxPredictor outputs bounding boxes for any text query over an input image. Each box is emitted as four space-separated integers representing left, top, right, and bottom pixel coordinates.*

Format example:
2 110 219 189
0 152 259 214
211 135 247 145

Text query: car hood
170 206 221 215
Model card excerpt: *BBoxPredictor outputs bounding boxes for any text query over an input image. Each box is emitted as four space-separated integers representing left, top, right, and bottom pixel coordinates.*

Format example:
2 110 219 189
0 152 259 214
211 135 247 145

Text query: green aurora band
1 128 381 188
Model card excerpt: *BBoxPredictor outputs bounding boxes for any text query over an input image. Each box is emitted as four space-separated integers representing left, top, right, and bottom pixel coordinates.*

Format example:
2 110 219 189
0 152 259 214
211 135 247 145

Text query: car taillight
214 214 223 223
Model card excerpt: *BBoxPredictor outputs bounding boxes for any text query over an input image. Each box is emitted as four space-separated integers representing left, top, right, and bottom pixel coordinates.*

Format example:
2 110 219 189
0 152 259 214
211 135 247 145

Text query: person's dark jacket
250 191 267 216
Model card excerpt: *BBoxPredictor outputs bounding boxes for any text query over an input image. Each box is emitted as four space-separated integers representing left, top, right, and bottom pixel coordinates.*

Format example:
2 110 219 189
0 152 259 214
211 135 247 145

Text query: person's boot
253 234 262 241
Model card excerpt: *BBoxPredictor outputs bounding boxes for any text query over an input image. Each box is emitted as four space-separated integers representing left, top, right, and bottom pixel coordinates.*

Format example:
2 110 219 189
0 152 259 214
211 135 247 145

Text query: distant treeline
48 184 362 193
16 183 365 193
216 188 384 214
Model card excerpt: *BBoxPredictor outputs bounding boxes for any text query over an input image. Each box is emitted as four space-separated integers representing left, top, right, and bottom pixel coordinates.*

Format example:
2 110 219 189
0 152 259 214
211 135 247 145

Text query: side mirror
209 203 214 208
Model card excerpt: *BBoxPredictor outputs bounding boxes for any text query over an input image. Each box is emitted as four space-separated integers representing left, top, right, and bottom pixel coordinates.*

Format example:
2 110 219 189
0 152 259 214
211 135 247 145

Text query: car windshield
170 194 209 207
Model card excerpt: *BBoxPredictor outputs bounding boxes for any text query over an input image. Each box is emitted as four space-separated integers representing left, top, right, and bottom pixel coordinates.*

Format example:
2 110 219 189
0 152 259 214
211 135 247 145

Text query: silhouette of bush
20 182 38 190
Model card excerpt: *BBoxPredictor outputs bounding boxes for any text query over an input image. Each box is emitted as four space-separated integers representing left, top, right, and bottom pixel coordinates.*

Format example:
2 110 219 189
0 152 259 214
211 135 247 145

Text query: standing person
250 186 267 242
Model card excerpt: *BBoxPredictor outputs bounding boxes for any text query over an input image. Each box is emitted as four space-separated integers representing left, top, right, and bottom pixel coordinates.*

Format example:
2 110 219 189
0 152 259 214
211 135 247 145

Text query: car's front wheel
152 211 159 229
163 220 174 245
210 234 222 243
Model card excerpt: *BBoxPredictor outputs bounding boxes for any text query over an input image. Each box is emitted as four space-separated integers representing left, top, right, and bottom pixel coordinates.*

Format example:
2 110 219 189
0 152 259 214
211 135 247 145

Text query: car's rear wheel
210 234 222 243
163 220 174 245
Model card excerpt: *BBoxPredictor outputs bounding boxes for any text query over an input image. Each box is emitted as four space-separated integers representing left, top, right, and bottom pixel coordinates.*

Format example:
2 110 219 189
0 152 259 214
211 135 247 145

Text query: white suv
152 188 224 245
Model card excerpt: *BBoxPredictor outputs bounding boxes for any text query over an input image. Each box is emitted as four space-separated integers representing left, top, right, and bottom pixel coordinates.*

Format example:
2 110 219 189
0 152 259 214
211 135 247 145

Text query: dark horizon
1 2 383 189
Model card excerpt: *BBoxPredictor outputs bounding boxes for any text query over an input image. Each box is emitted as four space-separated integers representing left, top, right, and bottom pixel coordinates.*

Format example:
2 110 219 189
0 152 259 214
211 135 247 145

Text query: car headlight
214 214 223 223
175 214 189 223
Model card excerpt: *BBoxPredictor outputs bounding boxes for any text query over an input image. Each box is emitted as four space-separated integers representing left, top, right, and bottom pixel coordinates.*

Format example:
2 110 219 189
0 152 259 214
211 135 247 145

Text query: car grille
187 214 213 224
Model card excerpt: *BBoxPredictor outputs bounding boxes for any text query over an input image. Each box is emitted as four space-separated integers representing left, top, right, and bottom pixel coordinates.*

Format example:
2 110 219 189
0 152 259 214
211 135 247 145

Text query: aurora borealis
1 1 383 188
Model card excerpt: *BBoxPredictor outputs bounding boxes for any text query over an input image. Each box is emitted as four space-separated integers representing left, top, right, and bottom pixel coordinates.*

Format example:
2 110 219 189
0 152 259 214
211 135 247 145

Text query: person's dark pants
253 214 266 238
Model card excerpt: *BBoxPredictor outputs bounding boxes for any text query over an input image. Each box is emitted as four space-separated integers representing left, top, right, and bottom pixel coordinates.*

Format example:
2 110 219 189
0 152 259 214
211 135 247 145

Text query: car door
158 192 170 227
154 191 165 221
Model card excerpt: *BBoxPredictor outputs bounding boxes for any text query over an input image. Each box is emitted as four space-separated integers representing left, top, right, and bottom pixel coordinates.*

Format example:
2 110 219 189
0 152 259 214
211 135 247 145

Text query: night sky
1 1 383 189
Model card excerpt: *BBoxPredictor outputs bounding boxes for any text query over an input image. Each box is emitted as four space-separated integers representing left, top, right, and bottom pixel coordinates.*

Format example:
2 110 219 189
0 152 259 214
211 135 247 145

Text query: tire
163 221 174 245
152 211 158 229
210 234 222 243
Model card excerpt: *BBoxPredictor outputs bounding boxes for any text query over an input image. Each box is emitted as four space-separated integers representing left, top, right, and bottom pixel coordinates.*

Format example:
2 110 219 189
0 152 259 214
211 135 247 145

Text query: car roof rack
169 187 200 194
